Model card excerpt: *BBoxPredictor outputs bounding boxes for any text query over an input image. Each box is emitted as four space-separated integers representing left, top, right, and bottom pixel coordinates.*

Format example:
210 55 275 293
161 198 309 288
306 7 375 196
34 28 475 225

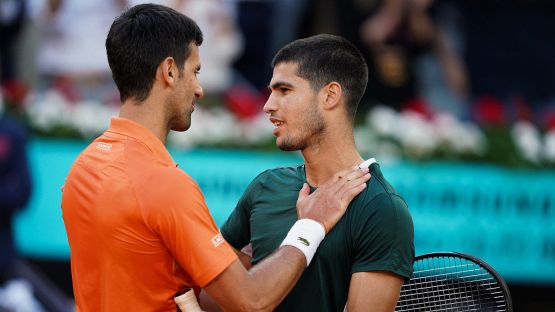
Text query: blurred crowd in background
1 0 555 167
0 0 555 158
0 0 555 166
1 0 555 163
2 0 555 119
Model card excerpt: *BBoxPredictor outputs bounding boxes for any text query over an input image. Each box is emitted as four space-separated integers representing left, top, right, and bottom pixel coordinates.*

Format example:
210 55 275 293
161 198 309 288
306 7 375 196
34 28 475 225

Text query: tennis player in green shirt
221 34 415 312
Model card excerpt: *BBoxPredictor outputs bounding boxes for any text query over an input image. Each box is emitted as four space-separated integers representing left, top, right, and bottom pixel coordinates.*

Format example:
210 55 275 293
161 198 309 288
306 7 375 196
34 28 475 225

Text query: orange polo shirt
61 117 237 311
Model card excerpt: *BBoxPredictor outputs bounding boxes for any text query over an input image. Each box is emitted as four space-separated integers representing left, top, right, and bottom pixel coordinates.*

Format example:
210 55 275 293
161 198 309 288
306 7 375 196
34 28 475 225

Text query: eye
280 87 290 94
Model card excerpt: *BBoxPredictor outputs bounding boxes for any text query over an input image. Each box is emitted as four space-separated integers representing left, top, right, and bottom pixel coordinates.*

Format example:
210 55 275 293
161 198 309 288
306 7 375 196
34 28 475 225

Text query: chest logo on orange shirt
211 233 224 247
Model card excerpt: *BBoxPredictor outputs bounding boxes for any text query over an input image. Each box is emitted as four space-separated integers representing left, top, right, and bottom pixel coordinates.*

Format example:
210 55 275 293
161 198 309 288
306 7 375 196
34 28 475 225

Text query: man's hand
296 166 370 233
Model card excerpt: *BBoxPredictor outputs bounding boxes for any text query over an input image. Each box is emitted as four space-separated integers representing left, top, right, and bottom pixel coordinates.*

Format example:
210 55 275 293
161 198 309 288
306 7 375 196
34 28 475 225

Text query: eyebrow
268 81 294 91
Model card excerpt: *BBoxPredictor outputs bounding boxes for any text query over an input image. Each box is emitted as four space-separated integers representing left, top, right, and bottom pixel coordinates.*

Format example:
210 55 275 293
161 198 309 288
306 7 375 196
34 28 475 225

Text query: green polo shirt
221 162 414 312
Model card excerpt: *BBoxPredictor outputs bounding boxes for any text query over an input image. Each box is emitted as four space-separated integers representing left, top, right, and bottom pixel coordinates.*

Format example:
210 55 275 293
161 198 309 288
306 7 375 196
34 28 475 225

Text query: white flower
25 90 72 131
354 126 378 156
396 111 437 158
71 100 117 138
170 107 242 148
511 120 541 163
375 141 402 164
460 122 487 155
366 105 398 137
543 129 555 162
239 113 274 144
432 112 486 155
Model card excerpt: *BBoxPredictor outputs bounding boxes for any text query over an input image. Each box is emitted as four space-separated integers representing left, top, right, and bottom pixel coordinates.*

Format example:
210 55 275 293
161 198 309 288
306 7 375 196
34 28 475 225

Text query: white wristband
280 219 326 266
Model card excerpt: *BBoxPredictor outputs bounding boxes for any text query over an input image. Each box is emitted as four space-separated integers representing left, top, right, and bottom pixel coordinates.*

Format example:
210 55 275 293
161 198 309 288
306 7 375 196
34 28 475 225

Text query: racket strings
395 256 509 311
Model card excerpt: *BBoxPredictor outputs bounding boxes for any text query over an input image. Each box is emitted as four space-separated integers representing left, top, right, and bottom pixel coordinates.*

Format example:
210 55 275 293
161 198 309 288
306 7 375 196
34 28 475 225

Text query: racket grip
175 289 204 312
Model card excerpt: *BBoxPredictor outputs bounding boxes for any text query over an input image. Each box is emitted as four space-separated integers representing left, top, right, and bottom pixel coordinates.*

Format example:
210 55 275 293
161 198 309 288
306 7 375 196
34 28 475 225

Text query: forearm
205 246 306 312
241 246 305 311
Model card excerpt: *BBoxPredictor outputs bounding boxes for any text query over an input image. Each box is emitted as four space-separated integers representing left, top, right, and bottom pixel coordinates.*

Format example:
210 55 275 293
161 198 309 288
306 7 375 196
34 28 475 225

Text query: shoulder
350 163 411 224
361 163 407 207
144 166 201 200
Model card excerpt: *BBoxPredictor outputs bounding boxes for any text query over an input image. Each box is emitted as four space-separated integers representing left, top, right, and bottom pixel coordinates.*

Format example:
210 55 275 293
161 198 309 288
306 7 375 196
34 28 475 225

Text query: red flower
402 97 433 119
224 84 266 119
473 95 505 125
2 80 29 108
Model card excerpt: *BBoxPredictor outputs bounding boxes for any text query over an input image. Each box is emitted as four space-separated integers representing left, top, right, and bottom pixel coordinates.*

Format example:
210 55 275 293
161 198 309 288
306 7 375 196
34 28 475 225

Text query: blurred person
413 0 469 117
221 34 415 311
232 0 273 91
269 0 310 59
0 0 27 84
0 92 39 311
60 4 370 311
176 0 242 95
329 0 468 118
30 0 126 102
131 0 243 95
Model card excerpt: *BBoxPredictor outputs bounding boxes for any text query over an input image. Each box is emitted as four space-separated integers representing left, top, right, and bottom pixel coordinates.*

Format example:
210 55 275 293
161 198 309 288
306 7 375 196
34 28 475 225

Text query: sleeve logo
211 233 224 247
96 142 112 151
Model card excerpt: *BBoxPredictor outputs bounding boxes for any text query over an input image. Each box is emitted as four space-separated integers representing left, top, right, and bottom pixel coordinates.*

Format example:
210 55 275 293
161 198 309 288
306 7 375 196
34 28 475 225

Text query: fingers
296 183 310 202
339 176 369 205
330 166 369 193
335 169 371 207
340 168 370 190
341 166 370 183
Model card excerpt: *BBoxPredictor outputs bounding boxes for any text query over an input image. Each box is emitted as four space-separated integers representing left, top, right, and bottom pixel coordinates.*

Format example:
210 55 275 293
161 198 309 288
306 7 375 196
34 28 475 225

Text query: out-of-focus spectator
0 92 32 298
269 0 310 59
0 0 28 84
176 0 243 95
333 0 425 112
312 0 468 119
414 0 468 117
131 0 243 95
232 0 273 92
29 0 125 103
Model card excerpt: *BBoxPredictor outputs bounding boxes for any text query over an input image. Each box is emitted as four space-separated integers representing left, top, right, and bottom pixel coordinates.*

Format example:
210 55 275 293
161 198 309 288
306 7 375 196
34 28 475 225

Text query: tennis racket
395 252 513 312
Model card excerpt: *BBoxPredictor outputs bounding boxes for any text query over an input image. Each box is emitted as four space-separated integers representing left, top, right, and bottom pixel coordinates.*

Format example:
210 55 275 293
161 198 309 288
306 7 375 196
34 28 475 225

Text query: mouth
269 117 284 135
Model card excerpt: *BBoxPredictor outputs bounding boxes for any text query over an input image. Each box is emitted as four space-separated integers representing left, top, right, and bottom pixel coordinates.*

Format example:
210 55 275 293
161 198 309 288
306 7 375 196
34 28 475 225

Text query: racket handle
175 289 204 312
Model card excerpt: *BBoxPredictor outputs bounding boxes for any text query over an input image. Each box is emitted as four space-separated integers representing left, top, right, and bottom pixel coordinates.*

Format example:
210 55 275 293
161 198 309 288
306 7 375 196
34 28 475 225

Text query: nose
195 84 204 99
263 93 276 113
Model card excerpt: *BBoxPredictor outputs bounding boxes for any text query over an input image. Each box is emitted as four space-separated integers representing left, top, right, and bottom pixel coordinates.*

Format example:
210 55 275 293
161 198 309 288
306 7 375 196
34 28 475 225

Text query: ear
320 81 343 111
159 57 177 87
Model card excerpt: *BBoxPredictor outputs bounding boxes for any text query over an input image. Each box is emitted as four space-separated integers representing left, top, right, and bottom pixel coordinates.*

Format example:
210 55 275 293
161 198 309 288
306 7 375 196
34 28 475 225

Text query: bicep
346 271 403 312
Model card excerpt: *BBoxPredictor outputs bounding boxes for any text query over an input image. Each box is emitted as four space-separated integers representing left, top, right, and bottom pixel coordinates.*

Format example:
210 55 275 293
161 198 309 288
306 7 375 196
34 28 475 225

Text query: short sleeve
144 169 237 287
221 171 268 250
351 193 415 280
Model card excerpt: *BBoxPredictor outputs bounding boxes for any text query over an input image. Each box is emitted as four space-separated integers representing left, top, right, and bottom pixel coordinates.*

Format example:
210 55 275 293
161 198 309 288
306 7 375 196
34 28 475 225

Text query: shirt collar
106 117 175 167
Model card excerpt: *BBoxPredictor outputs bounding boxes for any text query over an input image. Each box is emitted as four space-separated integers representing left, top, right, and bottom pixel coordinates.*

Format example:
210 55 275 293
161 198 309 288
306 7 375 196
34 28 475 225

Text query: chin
277 140 302 151
172 122 191 132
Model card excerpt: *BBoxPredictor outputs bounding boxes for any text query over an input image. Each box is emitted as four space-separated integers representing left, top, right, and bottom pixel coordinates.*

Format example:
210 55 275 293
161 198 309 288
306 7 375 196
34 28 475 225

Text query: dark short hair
272 34 368 121
106 4 203 102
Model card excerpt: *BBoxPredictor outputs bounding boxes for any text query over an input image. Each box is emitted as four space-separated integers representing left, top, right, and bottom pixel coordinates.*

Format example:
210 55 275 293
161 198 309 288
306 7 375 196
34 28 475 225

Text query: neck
119 97 170 145
302 128 363 187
